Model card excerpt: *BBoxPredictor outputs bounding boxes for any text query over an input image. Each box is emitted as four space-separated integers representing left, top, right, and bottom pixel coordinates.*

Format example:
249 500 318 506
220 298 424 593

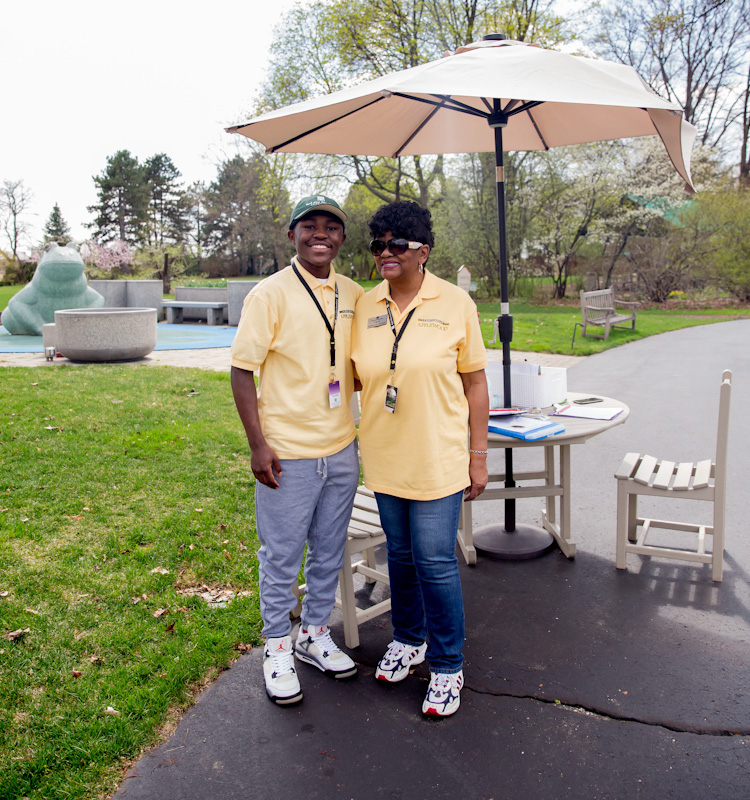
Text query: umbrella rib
509 100 544 116
392 100 448 157
259 95 387 152
430 94 491 118
391 92 489 120
524 107 550 150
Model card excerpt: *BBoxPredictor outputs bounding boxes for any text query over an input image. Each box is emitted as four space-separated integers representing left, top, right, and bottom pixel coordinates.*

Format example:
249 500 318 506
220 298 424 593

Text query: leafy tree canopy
203 154 292 275
258 0 570 209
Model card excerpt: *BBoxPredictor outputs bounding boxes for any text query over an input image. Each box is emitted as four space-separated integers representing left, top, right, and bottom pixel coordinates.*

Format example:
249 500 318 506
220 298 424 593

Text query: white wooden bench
572 288 639 346
162 300 228 326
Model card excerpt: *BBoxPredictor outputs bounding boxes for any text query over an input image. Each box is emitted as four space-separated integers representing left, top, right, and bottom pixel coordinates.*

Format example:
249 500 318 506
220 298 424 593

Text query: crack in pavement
466 686 750 738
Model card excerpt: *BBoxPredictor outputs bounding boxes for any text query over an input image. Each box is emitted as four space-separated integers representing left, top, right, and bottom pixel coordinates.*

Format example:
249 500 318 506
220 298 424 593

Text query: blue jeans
374 490 464 674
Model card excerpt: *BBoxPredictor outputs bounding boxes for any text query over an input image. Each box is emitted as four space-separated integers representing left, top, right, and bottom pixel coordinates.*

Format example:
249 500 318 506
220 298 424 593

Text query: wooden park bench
571 288 639 346
162 300 228 326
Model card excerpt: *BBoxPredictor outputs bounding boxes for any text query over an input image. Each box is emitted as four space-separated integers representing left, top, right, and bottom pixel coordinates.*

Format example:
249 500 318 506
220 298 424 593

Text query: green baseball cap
289 194 347 229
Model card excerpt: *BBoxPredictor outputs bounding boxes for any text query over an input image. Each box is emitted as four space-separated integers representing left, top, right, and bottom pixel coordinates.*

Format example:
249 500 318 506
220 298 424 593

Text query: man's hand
231 366 283 488
251 442 283 489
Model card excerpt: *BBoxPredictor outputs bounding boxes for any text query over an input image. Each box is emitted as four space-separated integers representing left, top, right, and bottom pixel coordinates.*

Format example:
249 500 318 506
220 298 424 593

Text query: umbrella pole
472 119 555 560
493 125 516 531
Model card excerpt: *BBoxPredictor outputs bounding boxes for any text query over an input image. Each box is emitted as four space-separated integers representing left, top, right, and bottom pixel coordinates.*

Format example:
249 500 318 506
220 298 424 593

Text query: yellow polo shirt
351 271 487 501
230 258 363 459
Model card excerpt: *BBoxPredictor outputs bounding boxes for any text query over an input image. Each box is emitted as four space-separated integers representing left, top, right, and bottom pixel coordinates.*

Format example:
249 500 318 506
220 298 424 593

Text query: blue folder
488 415 566 441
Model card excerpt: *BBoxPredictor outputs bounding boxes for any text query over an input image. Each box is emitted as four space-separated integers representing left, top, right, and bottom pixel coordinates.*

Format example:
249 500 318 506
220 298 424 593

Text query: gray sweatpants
255 440 359 638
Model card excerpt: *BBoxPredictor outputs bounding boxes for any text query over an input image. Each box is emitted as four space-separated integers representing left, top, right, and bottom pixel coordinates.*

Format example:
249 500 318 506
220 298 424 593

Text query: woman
351 201 489 717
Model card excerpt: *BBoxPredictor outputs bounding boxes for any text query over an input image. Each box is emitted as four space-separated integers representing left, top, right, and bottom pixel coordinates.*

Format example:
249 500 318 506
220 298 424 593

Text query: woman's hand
464 453 488 501
461 368 489 501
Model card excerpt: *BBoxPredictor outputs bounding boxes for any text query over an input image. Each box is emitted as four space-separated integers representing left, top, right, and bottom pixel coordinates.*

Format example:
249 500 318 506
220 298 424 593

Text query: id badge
367 314 387 328
384 384 398 414
328 380 342 409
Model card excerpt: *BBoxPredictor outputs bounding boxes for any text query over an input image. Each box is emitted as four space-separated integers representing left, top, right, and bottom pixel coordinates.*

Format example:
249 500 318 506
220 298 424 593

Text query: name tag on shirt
367 314 387 328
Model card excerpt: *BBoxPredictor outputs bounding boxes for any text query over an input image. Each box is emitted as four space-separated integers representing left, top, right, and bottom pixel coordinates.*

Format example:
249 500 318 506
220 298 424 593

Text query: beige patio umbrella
228 34 697 557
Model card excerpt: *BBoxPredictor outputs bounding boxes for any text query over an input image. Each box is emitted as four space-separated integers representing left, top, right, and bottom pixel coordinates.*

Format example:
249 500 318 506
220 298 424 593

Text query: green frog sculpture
1 243 105 335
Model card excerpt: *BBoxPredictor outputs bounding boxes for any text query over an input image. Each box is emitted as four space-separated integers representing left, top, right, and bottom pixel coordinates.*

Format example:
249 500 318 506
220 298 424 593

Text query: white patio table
458 393 630 564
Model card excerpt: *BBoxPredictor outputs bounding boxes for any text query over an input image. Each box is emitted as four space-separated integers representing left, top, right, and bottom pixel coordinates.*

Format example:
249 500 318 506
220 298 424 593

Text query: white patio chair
614 370 732 582
335 483 390 648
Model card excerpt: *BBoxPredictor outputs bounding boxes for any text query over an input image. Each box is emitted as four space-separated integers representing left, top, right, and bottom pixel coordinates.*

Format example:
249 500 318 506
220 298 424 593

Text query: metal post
472 96 554 559
493 113 516 531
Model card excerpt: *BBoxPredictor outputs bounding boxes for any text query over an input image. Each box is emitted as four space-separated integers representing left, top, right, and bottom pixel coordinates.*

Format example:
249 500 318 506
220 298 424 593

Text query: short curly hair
368 201 435 252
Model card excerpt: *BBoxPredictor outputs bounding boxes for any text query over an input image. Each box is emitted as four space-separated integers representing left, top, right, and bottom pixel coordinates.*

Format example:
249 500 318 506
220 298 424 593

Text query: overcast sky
2 0 305 244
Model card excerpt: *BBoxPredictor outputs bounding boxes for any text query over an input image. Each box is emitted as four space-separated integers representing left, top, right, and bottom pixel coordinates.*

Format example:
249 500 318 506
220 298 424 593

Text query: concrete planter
174 287 228 322
55 307 157 362
89 280 164 320
227 281 260 326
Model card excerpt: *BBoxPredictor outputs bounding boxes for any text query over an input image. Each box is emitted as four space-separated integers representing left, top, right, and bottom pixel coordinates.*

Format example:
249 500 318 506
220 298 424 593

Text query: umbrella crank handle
489 314 513 346
496 313 513 344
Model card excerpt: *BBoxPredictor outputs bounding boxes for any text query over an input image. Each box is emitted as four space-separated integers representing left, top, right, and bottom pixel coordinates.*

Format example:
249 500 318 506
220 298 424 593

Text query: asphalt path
110 320 750 800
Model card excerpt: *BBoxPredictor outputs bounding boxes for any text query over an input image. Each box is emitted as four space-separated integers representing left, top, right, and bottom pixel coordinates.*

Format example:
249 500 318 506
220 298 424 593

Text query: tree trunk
163 252 171 294
604 234 631 288
740 62 750 188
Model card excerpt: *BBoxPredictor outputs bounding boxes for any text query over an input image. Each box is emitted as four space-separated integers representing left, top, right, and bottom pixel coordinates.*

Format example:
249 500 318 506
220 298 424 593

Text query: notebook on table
488 415 565 441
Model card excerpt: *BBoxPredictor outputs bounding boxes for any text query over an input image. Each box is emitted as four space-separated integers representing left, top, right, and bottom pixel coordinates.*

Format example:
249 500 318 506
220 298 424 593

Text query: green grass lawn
476 301 750 355
0 284 23 310
1 366 261 800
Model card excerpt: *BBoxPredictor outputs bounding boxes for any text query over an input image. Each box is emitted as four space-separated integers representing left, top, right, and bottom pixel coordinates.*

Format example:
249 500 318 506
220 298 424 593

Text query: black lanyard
385 299 416 373
293 263 338 369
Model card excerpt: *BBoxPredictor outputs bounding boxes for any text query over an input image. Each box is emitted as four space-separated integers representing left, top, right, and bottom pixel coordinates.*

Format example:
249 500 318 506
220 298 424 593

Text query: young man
230 195 363 705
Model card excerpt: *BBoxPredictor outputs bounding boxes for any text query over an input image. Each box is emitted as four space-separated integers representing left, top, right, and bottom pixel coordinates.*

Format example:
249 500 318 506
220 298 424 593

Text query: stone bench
162 300 228 326
173 287 228 322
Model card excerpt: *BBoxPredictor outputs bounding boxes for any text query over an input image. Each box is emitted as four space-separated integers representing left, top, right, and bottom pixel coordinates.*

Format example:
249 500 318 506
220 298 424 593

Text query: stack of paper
489 415 565 441
551 405 624 421
489 407 526 416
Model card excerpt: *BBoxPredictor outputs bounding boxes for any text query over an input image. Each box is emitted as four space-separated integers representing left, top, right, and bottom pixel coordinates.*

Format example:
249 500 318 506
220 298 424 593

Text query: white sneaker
263 635 303 705
375 640 427 683
422 670 463 717
295 624 357 679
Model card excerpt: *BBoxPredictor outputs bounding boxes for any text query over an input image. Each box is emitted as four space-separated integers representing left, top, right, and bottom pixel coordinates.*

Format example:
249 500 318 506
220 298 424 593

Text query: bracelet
469 449 488 454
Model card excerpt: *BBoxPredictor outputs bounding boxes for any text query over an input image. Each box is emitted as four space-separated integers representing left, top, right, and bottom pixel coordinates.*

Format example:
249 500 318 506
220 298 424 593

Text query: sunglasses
369 238 424 257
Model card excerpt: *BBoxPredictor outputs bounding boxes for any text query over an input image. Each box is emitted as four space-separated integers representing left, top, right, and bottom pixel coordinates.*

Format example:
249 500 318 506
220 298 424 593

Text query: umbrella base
473 523 555 561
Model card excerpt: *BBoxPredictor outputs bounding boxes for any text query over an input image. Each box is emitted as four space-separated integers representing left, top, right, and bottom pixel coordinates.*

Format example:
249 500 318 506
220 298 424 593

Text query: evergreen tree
43 203 72 245
87 150 149 244
144 153 190 248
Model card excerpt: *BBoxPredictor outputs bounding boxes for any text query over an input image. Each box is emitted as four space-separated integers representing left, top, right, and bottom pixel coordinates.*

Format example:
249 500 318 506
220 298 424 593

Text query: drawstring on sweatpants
316 457 328 481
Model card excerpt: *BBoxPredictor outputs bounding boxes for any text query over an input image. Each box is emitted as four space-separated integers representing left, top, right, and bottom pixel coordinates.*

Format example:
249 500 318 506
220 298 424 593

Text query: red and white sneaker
422 670 463 717
263 635 303 705
375 640 427 683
